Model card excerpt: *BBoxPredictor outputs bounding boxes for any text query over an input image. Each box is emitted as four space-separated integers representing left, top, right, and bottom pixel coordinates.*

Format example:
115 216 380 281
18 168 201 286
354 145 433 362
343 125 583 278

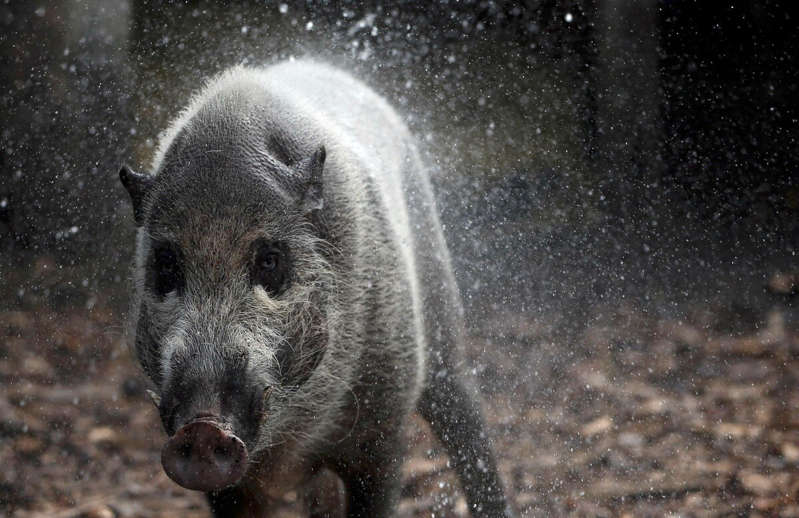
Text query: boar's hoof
161 420 248 491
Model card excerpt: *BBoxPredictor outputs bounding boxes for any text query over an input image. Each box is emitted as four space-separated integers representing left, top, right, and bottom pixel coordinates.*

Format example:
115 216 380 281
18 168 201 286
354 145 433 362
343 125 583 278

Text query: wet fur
125 61 512 517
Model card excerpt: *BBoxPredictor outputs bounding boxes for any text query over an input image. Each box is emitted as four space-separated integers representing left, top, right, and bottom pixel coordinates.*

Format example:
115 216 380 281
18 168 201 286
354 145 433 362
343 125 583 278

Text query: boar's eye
250 239 290 295
148 242 184 298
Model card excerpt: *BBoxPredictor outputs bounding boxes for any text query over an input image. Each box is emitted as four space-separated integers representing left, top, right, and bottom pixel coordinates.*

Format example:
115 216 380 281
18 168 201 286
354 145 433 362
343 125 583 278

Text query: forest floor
2 297 799 517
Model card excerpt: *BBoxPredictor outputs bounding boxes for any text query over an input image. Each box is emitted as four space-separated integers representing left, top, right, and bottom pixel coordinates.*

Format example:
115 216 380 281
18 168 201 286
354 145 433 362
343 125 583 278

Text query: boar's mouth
161 417 249 492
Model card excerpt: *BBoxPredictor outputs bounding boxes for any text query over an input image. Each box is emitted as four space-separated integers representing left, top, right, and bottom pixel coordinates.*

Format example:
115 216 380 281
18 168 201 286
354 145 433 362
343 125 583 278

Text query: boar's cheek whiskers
146 389 162 408
159 326 188 389
252 286 289 312
258 386 273 426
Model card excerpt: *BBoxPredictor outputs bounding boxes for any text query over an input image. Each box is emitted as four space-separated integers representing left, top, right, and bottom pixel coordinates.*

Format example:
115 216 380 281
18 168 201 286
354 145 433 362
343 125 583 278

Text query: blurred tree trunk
557 0 663 318
593 0 663 231
0 1 134 309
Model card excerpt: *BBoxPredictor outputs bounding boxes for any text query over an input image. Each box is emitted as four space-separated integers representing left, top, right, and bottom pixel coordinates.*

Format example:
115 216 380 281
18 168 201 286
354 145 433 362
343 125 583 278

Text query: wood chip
739 470 775 495
782 442 799 462
582 416 613 437
88 426 117 444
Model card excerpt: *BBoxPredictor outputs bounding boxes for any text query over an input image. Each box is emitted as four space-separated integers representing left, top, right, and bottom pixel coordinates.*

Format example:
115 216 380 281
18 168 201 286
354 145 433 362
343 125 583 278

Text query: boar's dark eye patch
249 239 290 296
147 241 184 298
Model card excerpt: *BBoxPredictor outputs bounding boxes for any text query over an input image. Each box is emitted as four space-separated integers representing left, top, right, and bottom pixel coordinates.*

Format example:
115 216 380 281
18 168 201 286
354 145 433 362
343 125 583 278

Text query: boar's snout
161 418 248 491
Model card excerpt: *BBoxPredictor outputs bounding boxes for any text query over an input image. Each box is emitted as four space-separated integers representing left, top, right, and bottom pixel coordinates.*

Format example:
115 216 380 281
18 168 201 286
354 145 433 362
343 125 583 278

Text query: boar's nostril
178 442 192 459
161 420 248 492
214 445 229 458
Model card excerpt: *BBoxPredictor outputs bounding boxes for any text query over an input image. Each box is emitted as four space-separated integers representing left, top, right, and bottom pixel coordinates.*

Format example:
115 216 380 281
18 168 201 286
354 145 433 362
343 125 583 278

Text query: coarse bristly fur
121 60 516 517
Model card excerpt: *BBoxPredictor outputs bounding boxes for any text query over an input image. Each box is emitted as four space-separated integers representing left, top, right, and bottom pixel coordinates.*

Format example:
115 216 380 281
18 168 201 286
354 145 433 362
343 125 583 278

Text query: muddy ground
2 295 799 517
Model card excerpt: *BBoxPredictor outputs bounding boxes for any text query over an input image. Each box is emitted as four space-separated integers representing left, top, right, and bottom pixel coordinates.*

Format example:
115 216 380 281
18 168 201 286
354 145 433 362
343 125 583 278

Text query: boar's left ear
119 164 153 226
297 145 325 215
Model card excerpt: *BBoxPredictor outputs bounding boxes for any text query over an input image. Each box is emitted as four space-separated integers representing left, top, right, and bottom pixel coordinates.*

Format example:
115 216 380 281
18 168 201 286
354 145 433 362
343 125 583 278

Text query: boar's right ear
297 145 325 215
119 164 153 226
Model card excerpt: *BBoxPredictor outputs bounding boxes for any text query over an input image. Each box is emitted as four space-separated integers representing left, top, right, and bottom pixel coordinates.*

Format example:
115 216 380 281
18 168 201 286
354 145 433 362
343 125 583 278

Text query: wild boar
120 60 513 517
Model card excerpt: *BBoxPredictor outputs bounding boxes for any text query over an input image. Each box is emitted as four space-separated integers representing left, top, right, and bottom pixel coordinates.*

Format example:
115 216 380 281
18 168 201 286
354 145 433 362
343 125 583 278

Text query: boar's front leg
332 430 407 518
337 458 404 518
206 487 260 518
207 471 345 518
207 486 297 518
